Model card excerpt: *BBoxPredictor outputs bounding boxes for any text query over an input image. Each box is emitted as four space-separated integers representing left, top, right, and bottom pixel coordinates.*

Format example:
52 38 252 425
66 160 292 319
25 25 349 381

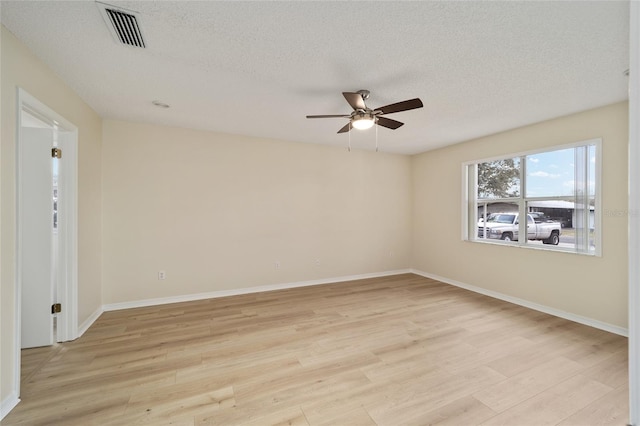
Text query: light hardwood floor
4 274 629 425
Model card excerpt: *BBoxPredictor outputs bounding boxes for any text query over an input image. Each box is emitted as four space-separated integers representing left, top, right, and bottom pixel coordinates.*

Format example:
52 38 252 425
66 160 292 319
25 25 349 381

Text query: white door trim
15 88 78 397
629 2 639 424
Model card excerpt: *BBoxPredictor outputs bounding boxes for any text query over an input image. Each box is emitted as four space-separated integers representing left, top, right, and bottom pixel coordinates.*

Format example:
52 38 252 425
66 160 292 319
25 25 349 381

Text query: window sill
465 238 600 257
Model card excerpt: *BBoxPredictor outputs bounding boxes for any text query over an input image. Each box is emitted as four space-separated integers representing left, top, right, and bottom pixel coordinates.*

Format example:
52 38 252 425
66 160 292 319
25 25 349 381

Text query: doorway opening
15 88 78 397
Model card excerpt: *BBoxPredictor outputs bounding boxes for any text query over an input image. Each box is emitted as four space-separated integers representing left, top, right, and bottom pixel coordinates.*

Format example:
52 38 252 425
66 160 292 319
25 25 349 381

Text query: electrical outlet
158 270 166 280
274 261 280 269
315 258 321 266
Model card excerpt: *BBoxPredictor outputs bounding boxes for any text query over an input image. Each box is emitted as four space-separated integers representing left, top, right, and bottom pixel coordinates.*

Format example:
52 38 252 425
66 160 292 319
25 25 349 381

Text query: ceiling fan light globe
352 115 375 130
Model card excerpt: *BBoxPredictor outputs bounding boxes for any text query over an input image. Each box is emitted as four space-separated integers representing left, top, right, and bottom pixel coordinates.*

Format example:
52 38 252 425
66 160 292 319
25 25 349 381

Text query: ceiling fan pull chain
348 122 352 152
375 120 379 152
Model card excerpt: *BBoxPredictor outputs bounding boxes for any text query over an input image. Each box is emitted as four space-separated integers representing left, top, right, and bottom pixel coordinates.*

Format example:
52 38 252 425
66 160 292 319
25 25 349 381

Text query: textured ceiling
0 1 630 154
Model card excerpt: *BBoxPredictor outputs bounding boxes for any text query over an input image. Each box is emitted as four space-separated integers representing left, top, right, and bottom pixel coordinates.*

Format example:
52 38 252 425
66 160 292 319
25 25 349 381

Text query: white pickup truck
478 213 561 245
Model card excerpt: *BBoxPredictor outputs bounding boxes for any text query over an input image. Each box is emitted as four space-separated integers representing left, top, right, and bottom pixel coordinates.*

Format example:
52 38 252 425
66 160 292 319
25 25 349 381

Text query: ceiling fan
306 90 423 133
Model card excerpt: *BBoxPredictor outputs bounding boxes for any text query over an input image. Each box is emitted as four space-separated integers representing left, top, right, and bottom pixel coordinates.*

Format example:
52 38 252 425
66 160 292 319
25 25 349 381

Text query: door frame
15 88 78 396
630 3 640 424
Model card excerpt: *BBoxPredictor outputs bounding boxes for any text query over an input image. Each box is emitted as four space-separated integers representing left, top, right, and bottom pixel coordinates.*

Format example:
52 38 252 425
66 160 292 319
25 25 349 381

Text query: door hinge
51 303 62 314
51 147 62 159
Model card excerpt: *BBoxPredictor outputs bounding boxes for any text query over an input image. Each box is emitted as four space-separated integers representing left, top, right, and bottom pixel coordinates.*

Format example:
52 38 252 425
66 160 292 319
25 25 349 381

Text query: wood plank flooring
4 274 629 425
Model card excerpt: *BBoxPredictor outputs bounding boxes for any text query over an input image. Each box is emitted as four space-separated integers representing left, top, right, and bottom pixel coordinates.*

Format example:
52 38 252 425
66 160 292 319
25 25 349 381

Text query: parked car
478 213 561 245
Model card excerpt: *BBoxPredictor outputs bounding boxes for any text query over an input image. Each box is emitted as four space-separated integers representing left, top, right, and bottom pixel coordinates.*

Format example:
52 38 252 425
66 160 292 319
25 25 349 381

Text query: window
464 139 600 255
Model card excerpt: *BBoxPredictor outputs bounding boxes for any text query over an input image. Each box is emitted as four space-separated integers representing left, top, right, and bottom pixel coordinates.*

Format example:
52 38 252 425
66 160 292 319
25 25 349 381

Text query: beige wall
1 26 103 403
412 102 629 328
102 120 412 304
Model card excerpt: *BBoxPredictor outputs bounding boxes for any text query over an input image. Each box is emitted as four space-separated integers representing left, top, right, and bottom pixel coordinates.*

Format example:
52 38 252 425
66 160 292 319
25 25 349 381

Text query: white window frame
462 138 602 256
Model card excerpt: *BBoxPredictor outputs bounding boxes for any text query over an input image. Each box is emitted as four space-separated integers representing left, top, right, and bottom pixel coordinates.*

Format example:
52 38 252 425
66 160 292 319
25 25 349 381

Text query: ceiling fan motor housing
356 89 370 100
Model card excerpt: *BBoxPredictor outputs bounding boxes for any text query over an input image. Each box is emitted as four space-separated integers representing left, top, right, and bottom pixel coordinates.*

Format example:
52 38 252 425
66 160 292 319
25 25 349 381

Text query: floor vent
96 2 146 48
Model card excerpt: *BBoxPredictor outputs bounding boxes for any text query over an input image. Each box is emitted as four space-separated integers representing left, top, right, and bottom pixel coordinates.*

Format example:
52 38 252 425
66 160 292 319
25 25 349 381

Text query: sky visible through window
525 147 596 198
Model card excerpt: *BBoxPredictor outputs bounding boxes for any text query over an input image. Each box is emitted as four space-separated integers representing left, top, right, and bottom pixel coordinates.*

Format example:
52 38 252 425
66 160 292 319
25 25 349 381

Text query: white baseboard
411 269 628 337
77 306 104 338
93 267 627 338
1 391 20 421
103 269 412 312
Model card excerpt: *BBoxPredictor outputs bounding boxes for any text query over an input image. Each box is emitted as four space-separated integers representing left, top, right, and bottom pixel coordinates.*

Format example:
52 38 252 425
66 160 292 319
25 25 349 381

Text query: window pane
573 144 597 254
525 148 574 197
588 145 596 197
477 157 520 199
476 201 519 243
527 200 595 253
573 198 597 253
588 200 596 252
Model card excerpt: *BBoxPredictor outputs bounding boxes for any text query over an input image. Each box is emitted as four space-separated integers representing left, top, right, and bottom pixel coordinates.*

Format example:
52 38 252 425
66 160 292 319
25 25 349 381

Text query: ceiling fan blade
342 92 366 110
375 98 423 115
307 114 351 118
337 122 352 133
376 116 404 130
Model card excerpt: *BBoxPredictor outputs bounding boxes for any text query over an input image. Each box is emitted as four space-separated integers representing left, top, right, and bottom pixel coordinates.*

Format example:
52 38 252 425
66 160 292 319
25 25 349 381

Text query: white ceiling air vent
96 2 146 48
